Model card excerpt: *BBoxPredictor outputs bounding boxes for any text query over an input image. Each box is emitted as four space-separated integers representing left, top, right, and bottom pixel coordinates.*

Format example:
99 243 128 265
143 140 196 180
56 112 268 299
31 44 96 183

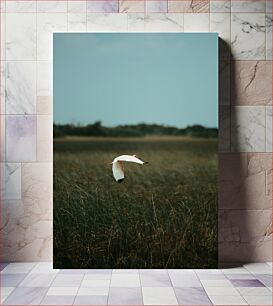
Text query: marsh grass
54 136 218 268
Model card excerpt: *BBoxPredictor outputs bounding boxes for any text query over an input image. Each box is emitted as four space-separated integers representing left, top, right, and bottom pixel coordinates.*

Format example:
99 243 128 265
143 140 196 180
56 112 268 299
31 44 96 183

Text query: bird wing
114 155 145 165
112 161 125 182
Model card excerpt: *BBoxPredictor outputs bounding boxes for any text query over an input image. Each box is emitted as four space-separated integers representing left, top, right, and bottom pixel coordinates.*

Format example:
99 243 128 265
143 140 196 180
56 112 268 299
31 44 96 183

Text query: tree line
54 121 218 138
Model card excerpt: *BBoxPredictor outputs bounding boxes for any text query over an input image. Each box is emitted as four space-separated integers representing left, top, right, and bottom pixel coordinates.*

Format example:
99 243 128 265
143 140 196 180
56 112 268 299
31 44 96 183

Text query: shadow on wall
218 38 272 267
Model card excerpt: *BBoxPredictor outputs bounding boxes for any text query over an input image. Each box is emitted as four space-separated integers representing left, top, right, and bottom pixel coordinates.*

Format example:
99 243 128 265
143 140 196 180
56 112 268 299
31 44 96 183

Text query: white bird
111 154 147 182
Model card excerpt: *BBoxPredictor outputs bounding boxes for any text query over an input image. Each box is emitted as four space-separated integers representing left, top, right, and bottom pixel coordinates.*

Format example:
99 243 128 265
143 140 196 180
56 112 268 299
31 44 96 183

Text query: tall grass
54 137 218 268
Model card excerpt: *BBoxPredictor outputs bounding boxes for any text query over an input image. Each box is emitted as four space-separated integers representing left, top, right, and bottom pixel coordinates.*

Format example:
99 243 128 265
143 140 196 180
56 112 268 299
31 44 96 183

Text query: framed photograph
53 33 218 268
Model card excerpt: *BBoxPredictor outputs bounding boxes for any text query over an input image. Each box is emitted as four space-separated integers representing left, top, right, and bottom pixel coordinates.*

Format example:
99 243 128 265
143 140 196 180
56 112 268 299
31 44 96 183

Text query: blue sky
54 33 218 128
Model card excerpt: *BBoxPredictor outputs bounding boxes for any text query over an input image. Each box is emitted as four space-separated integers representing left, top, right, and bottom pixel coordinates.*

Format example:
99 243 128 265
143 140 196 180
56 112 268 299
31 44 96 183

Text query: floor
0 262 272 305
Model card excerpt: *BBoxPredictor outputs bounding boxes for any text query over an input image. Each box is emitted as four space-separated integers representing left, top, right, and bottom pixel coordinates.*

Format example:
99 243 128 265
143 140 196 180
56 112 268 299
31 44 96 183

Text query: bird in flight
111 155 147 182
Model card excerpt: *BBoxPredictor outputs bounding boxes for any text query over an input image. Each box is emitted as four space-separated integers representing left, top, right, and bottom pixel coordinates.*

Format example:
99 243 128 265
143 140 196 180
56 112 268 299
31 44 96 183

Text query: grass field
53 136 218 268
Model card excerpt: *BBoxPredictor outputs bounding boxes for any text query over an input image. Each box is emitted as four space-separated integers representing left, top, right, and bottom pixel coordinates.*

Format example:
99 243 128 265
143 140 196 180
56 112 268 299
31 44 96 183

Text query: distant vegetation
54 121 218 138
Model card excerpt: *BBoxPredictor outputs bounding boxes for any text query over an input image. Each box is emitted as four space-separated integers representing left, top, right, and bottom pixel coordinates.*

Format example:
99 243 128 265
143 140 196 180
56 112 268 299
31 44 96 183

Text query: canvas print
53 33 218 268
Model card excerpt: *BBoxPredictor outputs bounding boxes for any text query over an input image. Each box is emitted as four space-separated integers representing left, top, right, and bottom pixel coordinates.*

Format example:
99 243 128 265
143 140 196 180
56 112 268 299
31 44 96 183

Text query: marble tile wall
0 0 272 264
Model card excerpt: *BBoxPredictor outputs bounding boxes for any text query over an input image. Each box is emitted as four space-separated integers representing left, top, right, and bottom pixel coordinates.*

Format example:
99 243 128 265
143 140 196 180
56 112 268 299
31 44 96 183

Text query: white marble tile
37 115 52 162
37 96 52 115
37 61 52 96
51 274 84 287
6 13 36 60
128 13 144 32
231 13 266 60
29 262 58 274
84 274 111 280
4 163 21 199
231 0 266 13
77 286 109 296
6 61 36 114
231 106 266 152
142 287 178 305
244 262 272 274
68 13 87 32
266 106 272 152
68 0 86 13
204 286 240 296
266 0 272 12
1 287 15 303
210 0 231 12
6 115 36 161
37 13 67 61
82 279 110 287
87 13 127 32
1 13 5 60
1 115 5 161
210 13 231 59
201 279 234 287
237 287 272 296
144 13 183 32
266 13 272 60
19 273 56 287
146 0 167 13
243 295 272 305
208 295 247 305
1 262 37 274
6 1 36 12
0 0 6 13
46 287 78 296
110 274 140 287
184 13 209 32
37 0 67 13
210 13 230 44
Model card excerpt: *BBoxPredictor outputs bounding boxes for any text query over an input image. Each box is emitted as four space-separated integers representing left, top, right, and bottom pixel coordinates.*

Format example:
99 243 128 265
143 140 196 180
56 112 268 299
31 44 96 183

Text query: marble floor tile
51 274 84 287
127 13 145 32
81 279 110 287
119 1 145 13
142 287 178 305
255 274 273 287
174 287 212 305
208 294 248 305
46 287 78 296
204 286 240 296
108 287 143 305
77 286 109 296
29 262 58 274
221 267 252 275
37 1 67 13
237 286 272 296
41 295 75 305
68 1 86 13
112 269 139 274
266 13 272 60
6 0 37 13
19 273 57 287
230 279 265 287
201 279 234 287
184 13 209 32
3 287 48 305
225 274 256 280
4 163 21 199
1 263 36 274
83 274 111 280
110 274 140 287
243 294 273 305
1 273 27 287
1 287 15 303
0 263 9 271
87 13 127 32
244 262 272 274
140 272 171 287
74 295 108 305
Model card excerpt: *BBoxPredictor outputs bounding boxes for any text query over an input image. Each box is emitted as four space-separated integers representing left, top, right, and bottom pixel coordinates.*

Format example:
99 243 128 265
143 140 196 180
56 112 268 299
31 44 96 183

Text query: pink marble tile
168 0 209 13
37 115 53 162
219 209 272 262
219 106 230 152
119 0 144 12
87 0 118 13
231 61 272 105
37 96 52 115
219 60 230 105
6 115 36 162
219 153 272 209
